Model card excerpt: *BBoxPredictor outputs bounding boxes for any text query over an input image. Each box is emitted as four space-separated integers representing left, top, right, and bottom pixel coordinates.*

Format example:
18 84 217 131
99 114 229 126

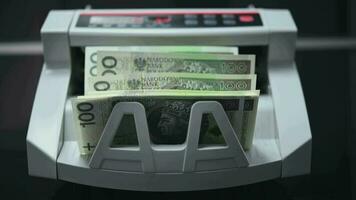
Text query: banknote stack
72 46 259 155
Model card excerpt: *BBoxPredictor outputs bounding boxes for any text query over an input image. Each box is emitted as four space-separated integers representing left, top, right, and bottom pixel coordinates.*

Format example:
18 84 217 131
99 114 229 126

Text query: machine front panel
76 11 262 28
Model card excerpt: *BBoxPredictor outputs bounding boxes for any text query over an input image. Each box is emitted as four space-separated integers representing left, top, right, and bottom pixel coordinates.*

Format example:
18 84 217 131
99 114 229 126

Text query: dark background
0 0 355 199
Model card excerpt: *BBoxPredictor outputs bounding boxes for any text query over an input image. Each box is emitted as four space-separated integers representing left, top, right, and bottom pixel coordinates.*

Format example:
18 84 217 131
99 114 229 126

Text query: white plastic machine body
27 9 312 191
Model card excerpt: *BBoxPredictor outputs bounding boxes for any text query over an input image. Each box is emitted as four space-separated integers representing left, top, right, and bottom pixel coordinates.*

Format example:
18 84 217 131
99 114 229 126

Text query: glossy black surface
76 13 262 28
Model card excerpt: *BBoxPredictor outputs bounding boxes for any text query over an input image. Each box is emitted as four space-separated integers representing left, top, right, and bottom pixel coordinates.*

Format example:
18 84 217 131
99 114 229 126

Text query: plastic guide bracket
89 101 249 172
184 101 249 172
89 102 155 172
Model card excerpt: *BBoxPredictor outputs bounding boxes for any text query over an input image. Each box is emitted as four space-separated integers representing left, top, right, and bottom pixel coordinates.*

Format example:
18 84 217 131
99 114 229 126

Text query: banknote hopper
26 8 312 191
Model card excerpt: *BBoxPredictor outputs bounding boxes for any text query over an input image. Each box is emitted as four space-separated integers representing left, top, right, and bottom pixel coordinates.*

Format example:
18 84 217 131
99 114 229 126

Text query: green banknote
72 90 259 155
96 51 255 76
85 46 239 94
87 72 256 94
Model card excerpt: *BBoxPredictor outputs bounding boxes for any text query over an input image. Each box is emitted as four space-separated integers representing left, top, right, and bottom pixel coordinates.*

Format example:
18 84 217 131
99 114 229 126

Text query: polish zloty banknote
72 90 259 155
96 51 255 77
87 72 256 94
85 46 239 94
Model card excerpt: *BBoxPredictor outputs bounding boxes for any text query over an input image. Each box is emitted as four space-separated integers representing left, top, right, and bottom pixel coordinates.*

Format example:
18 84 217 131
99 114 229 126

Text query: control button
203 14 216 19
154 17 171 24
223 19 236 25
204 19 217 26
222 14 235 19
239 15 255 23
185 19 198 26
185 14 198 19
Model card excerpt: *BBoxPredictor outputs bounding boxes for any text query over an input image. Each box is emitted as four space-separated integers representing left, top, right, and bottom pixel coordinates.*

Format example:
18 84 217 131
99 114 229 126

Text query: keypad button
222 14 235 19
185 19 198 26
239 15 255 23
204 19 217 26
223 19 236 25
185 14 198 19
203 14 216 19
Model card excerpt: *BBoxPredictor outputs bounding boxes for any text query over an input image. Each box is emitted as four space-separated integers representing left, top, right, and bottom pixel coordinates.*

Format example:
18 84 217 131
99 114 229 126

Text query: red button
239 15 254 23
154 17 171 24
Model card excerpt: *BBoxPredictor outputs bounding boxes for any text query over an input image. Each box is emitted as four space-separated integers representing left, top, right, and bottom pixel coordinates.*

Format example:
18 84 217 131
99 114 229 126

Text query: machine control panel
76 11 262 28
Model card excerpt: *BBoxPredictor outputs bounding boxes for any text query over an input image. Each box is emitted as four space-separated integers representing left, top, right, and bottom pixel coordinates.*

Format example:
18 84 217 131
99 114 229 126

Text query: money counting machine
27 9 312 191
